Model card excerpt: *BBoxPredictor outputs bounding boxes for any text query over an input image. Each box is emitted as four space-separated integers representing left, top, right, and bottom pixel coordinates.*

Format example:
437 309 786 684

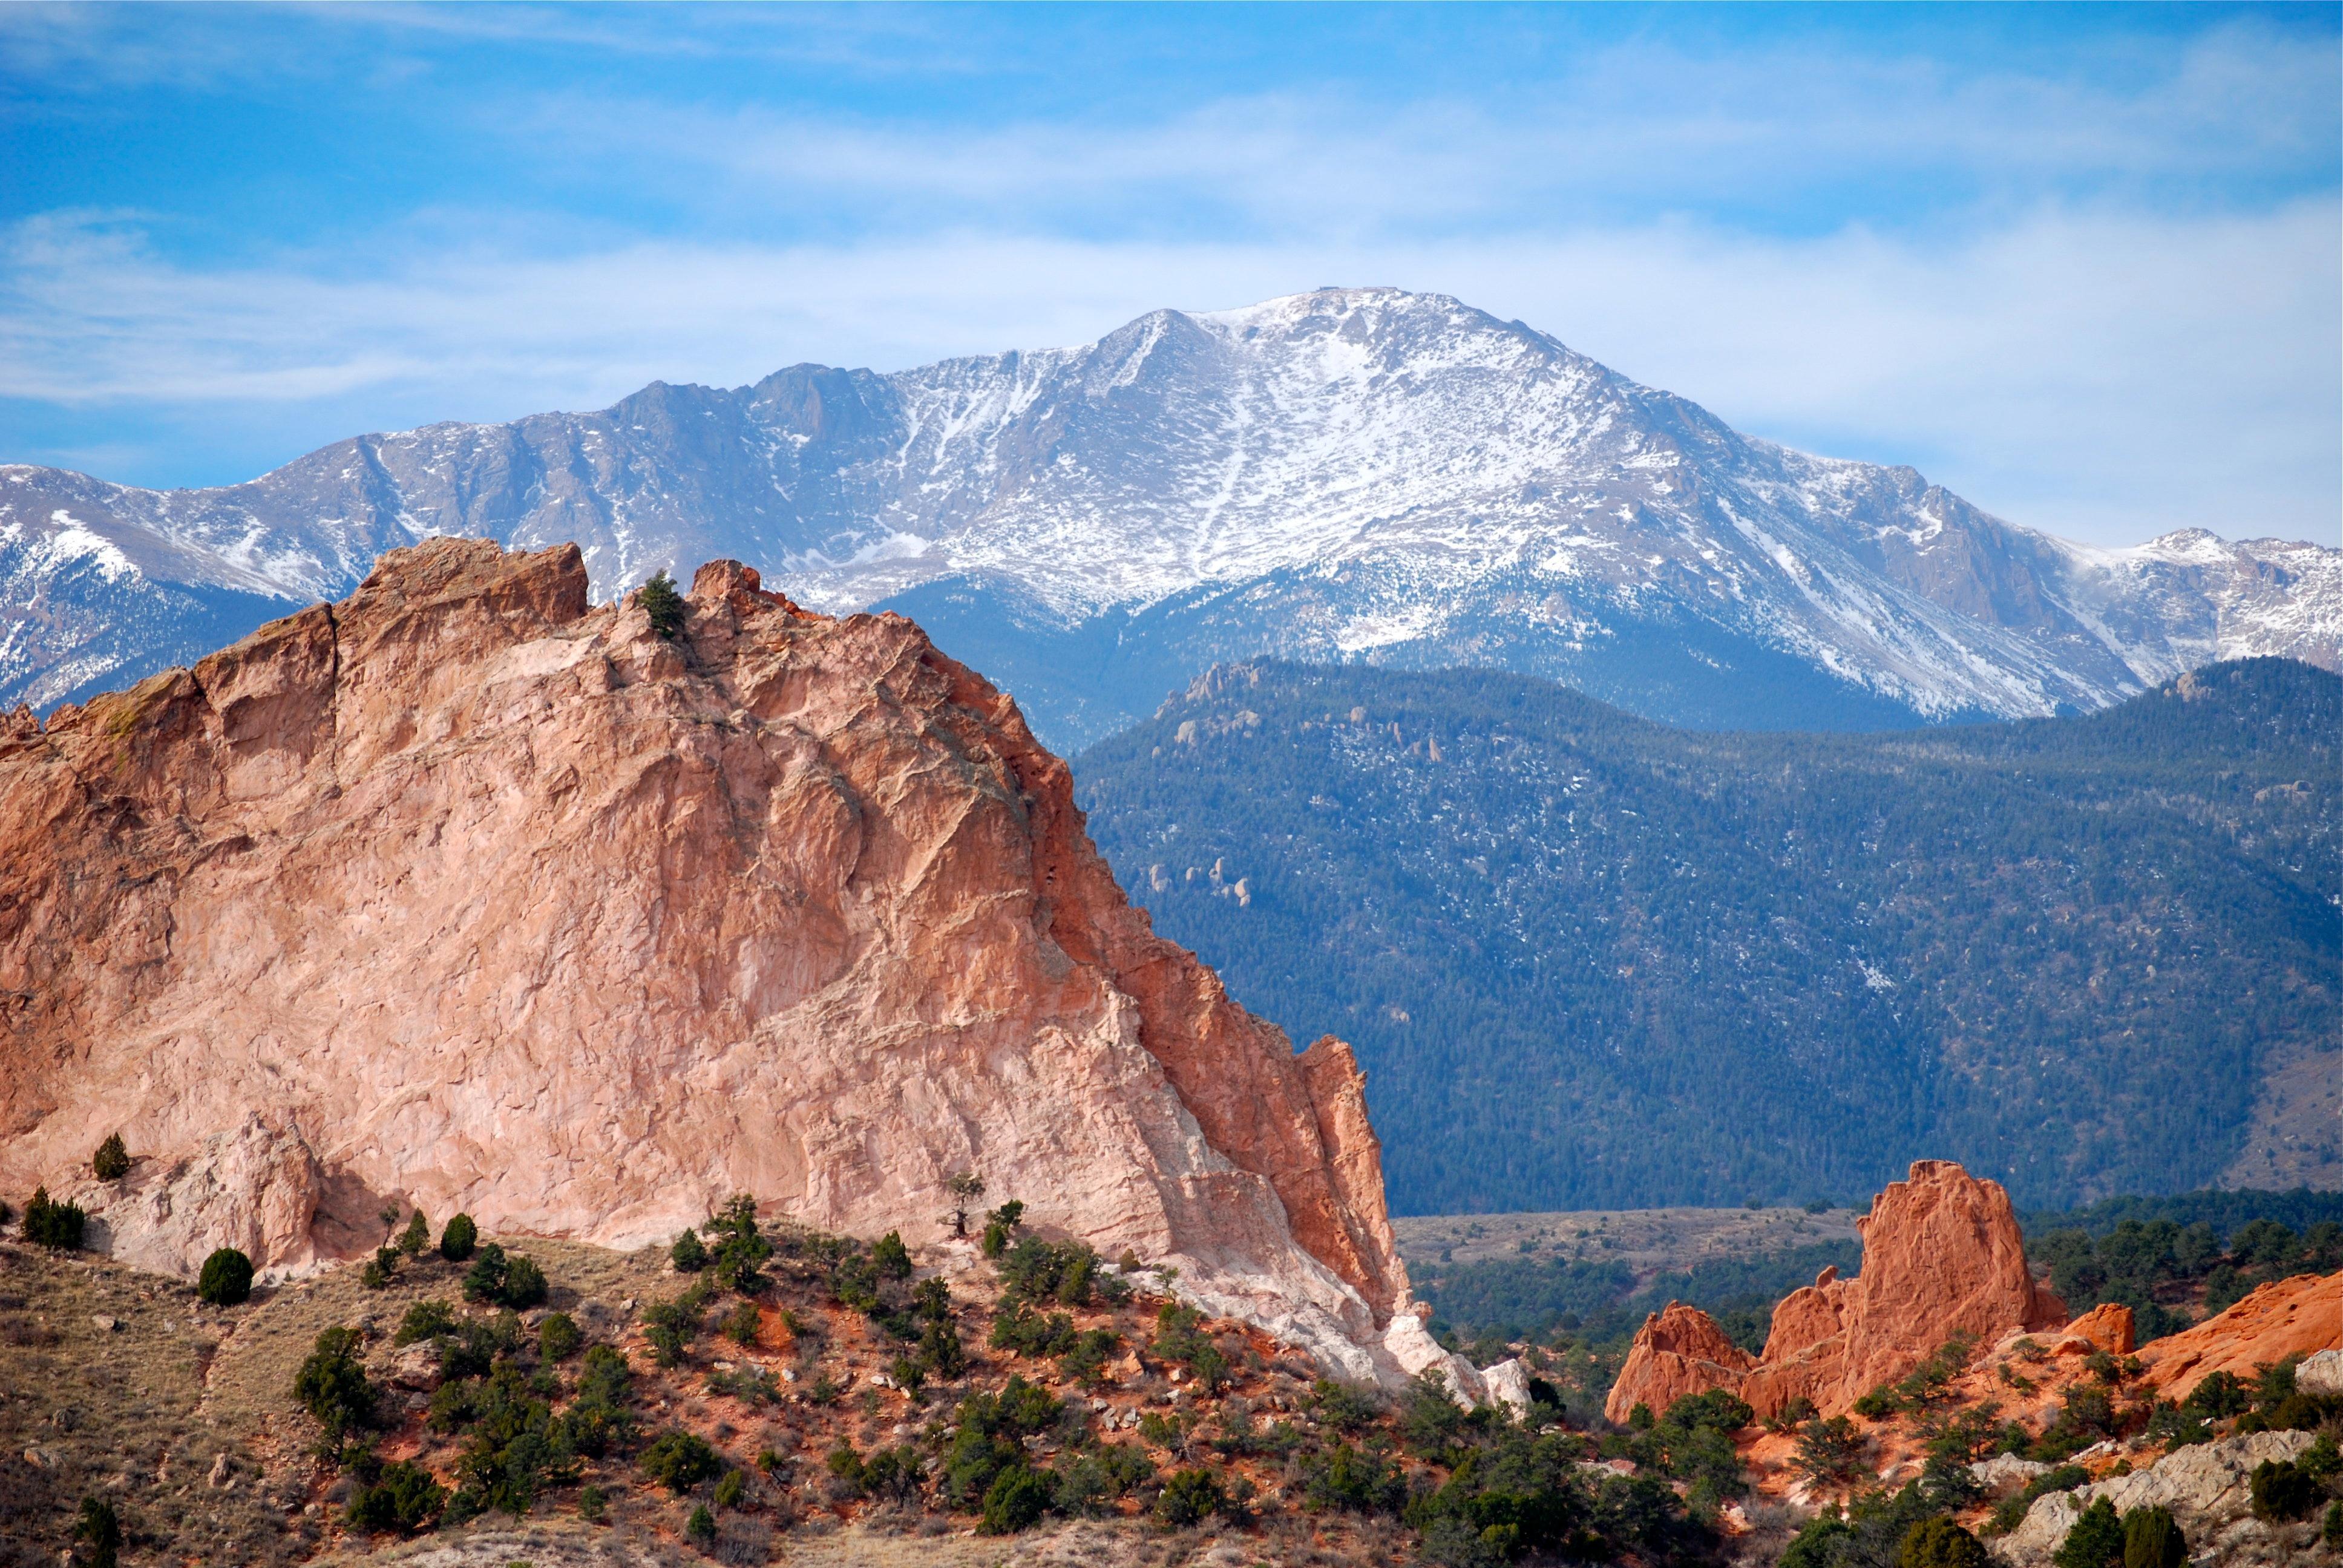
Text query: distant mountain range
1071 656 2341 1214
5 289 2337 739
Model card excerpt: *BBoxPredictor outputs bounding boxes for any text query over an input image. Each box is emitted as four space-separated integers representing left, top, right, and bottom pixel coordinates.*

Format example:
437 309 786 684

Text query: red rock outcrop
2136 1272 2342 1401
1606 1161 2067 1423
0 540 1415 1374
1604 1302 1758 1423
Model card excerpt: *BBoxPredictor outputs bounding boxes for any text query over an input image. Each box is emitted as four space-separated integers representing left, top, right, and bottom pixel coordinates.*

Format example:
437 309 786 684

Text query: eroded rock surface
1989 1431 2318 1567
2136 1272 2343 1401
1607 1161 2066 1422
0 540 1415 1377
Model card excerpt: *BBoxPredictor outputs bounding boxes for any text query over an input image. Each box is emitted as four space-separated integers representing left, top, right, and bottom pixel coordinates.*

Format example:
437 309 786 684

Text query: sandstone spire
1605 1160 2068 1423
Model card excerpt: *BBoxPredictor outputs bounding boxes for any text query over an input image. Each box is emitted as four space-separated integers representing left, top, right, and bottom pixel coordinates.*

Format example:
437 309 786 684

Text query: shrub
980 1464 1050 1534
2248 1457 2320 1521
642 1429 723 1492
873 1229 913 1280
393 1297 459 1345
702 1195 773 1293
538 1311 581 1362
461 1243 508 1303
722 1301 761 1346
1152 1301 1232 1394
1898 1515 1989 1568
713 1469 747 1509
500 1252 548 1309
2324 1500 2343 1550
1309 1377 1385 1433
979 1199 1026 1259
2121 1505 2186 1568
578 1483 607 1522
439 1213 477 1262
1797 1414 1869 1488
565 1345 634 1456
361 1246 399 1290
2053 1497 2125 1568
642 1292 701 1367
197 1247 255 1306
670 1227 707 1272
1300 1440 1406 1515
684 1503 715 1543
76 1497 120 1568
638 571 686 638
347 1460 447 1534
293 1326 377 1439
92 1133 129 1181
398 1209 430 1256
1155 1467 1227 1529
24 1187 85 1250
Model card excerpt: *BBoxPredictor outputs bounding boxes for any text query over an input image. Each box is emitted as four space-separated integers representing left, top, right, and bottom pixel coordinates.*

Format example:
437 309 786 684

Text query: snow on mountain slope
4 289 2335 739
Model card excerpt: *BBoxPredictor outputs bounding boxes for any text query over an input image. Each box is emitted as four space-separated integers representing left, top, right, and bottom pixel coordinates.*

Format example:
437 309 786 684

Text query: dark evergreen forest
1072 658 2339 1214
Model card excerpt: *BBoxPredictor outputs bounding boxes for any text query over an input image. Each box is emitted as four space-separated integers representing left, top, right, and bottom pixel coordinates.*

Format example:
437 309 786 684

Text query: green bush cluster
1150 1302 1231 1394
346 1459 447 1535
197 1246 254 1306
2030 1215 2342 1339
439 1213 477 1262
22 1187 85 1250
459 1243 548 1310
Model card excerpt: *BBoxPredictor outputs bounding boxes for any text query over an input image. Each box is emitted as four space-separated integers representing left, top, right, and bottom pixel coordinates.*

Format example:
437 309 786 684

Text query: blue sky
2 2 2336 547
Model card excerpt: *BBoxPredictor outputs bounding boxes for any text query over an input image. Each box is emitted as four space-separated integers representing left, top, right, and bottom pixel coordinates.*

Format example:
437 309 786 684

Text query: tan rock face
2136 1272 2343 1402
1607 1161 2067 1422
0 540 1412 1375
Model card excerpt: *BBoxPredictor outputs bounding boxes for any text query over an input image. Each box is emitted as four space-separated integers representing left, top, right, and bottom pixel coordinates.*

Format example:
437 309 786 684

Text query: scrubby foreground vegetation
5 1200 1755 1568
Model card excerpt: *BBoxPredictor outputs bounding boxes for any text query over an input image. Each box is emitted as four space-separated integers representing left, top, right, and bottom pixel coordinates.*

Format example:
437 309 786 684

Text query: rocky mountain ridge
5 288 2337 742
0 538 1446 1386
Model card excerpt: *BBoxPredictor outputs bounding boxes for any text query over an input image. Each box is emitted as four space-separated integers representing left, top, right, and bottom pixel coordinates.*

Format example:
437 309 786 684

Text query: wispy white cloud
4 201 2333 547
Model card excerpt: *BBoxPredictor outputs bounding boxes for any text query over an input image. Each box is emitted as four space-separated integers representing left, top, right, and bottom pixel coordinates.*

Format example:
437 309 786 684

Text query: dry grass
1392 1203 1861 1276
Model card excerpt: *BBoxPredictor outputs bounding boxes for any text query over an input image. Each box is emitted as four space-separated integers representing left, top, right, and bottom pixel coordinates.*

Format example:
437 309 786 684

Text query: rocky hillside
0 539 1444 1385
6 289 2338 741
1071 656 2342 1212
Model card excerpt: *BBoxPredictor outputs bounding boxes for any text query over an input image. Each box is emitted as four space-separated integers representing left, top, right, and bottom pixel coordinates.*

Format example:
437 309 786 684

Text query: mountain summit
4 289 2335 742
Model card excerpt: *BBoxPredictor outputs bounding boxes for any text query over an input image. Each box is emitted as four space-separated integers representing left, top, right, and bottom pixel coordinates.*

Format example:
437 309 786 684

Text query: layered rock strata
0 539 1421 1378
1606 1161 2068 1423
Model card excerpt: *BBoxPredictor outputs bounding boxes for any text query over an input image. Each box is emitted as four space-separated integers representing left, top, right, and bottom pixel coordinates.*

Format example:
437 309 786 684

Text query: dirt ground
1392 1204 1863 1279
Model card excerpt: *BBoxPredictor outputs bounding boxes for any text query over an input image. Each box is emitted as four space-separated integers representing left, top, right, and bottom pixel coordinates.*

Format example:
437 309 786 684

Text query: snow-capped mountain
5 288 2336 743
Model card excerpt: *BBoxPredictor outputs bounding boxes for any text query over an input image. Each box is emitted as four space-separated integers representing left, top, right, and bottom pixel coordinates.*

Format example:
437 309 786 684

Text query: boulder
55 1115 326 1281
0 541 1417 1381
2296 1347 2343 1397
1988 1430 2317 1566
2053 1302 2135 1356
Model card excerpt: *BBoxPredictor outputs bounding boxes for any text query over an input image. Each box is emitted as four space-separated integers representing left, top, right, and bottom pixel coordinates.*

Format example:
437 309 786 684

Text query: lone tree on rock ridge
638 571 686 639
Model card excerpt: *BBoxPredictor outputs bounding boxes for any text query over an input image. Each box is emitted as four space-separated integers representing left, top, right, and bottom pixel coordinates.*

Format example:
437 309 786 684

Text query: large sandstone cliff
0 539 1423 1379
1607 1161 2066 1423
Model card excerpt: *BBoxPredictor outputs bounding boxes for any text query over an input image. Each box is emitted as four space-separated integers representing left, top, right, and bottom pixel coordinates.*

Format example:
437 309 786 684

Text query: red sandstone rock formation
2137 1272 2343 1401
0 540 1415 1376
1605 1161 2067 1423
1605 1302 1758 1423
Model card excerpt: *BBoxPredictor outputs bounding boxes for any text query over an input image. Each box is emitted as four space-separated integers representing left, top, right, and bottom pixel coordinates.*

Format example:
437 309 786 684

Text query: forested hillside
1072 658 2339 1214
